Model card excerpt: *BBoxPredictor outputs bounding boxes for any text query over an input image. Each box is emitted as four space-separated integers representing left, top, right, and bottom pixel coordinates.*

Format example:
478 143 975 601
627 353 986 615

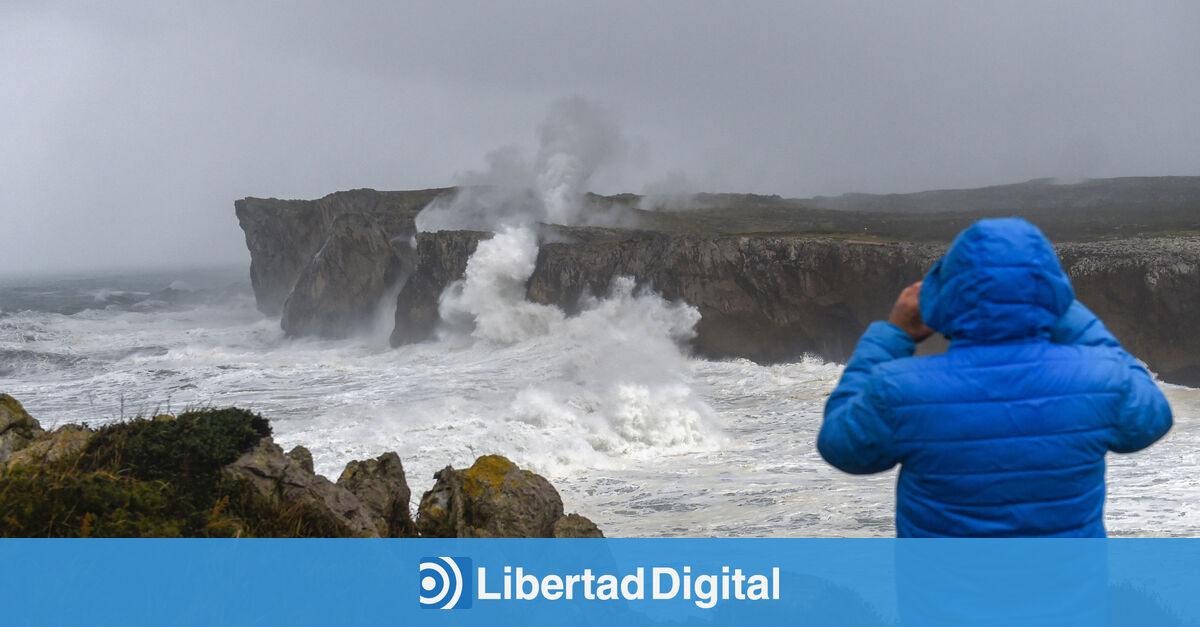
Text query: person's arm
819 282 929 474
1050 300 1172 452
1109 356 1173 453
818 321 911 473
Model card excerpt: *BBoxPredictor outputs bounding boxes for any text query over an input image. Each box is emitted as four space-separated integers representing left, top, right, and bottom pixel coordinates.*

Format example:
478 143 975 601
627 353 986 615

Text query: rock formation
0 398 600 538
390 230 489 345
224 437 382 537
416 454 603 538
238 181 1200 386
236 187 446 316
390 226 1200 386
527 228 944 364
1057 238 1200 385
0 394 43 464
4 424 93 469
280 212 412 338
337 451 416 537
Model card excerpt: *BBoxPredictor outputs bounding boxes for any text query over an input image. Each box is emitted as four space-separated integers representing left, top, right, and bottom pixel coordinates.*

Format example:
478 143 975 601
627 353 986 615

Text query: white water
1 271 1198 537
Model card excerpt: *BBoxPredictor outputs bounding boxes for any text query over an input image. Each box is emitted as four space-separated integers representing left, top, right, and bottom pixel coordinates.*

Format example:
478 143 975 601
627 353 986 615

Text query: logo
419 556 472 610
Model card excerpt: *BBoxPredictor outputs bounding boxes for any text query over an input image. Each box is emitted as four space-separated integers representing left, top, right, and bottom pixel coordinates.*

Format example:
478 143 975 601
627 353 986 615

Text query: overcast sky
2 1 1198 275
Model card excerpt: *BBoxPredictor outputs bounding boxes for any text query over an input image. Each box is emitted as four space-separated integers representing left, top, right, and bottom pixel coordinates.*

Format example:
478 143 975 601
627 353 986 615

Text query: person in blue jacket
818 217 1173 537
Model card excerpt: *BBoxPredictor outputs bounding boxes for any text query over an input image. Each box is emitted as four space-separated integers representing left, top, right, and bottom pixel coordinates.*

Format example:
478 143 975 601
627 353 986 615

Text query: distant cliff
388 227 1200 385
237 179 1200 386
805 176 1200 215
235 188 445 315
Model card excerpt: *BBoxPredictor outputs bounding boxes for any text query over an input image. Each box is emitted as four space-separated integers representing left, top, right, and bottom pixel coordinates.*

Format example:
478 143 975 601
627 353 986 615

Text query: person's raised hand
888 281 935 342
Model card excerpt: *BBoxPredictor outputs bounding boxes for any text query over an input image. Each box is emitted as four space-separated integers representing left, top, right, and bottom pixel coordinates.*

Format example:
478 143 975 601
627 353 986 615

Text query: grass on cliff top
0 408 348 538
620 197 1200 243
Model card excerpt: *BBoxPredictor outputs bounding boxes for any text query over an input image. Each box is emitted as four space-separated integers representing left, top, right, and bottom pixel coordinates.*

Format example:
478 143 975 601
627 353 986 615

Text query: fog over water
3 2 1200 275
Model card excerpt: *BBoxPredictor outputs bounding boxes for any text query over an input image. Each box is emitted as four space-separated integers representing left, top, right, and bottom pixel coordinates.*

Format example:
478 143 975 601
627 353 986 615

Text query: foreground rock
0 398 599 538
417 454 603 538
224 437 381 537
4 424 93 469
337 452 417 537
0 394 43 464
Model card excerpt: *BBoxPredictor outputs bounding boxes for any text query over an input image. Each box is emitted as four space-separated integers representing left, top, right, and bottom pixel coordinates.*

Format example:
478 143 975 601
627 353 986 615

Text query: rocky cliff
1057 238 1200 385
389 230 490 345
527 229 944 363
236 187 446 318
279 212 411 338
237 182 1200 386
391 227 1200 386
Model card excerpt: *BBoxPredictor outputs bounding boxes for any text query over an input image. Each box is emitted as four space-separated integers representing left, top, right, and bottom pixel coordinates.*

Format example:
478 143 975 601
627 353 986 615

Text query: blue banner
3 539 1199 626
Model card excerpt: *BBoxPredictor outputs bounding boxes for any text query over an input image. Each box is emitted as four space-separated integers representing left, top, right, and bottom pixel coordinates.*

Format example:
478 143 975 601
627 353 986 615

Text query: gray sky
3 1 1198 275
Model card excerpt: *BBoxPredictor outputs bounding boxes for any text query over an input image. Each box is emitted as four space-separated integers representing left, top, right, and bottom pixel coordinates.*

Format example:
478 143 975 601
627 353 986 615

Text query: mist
3 1 1199 276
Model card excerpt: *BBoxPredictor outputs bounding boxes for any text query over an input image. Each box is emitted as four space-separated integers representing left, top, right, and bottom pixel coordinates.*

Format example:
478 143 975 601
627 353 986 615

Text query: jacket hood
920 218 1074 341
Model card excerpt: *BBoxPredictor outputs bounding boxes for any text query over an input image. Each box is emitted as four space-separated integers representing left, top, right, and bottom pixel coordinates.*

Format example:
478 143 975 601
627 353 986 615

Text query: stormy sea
2 266 1197 537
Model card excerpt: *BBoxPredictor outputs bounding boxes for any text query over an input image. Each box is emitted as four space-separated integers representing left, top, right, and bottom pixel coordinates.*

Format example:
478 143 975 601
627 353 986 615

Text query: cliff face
392 227 1200 386
526 229 943 363
238 185 1200 387
1057 238 1200 385
279 212 412 338
236 188 446 316
389 230 489 346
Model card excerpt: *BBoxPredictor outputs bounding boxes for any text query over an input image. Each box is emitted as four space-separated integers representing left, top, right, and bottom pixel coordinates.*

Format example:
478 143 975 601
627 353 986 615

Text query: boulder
0 394 44 464
4 424 93 470
337 452 416 537
286 445 314 474
554 513 605 538
417 454 603 538
223 437 378 537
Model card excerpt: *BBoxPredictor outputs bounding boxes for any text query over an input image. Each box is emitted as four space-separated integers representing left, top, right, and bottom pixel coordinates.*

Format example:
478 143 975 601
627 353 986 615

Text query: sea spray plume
638 171 701 211
421 97 632 345
534 97 626 225
415 147 539 232
527 277 716 453
414 97 722 462
415 98 630 232
437 226 563 343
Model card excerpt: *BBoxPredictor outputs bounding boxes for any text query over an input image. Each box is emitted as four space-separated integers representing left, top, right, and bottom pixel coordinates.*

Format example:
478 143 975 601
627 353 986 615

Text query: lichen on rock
417 454 602 538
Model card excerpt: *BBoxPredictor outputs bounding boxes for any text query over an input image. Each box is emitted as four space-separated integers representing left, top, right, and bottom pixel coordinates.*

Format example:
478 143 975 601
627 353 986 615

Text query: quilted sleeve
1051 300 1173 453
1108 359 1173 453
818 321 914 474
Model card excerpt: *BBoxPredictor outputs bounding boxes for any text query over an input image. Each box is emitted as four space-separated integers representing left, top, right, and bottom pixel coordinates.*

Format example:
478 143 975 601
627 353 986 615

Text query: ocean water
1 266 1197 537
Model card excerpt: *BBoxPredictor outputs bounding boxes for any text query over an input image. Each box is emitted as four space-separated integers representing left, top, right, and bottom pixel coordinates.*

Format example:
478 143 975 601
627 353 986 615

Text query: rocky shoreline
0 394 601 538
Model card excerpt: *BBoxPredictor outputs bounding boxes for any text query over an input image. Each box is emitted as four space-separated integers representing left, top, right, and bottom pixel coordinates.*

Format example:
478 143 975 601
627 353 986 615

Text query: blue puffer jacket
818 218 1173 537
